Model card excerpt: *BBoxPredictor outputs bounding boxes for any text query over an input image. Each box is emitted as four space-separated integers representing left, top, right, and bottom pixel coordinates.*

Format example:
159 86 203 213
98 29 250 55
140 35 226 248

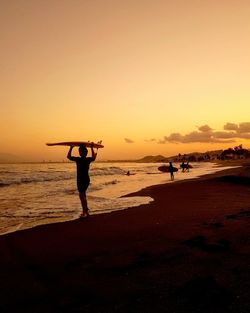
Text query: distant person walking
181 161 185 172
180 161 190 172
67 144 97 218
169 161 175 181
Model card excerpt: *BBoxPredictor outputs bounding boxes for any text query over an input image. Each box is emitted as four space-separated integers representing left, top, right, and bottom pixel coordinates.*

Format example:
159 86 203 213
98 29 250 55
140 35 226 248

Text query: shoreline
0 161 240 236
0 161 250 312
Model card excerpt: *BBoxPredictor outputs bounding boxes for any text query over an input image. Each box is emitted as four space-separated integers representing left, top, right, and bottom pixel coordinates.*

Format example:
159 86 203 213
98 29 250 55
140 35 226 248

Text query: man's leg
79 192 89 217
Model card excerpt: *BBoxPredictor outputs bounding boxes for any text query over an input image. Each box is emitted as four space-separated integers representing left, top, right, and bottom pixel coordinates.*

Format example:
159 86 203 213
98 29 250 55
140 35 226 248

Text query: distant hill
136 150 224 163
137 155 168 163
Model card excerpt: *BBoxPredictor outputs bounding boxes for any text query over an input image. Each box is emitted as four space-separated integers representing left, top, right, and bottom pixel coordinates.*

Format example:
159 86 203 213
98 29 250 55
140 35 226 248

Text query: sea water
0 162 234 235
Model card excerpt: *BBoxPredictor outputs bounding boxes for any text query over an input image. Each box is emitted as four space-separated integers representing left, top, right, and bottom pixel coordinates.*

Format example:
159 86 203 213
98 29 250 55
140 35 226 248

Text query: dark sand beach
0 163 250 313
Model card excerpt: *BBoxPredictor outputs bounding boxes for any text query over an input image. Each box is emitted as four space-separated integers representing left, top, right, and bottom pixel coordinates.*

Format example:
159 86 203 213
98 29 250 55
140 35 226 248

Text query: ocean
0 161 234 235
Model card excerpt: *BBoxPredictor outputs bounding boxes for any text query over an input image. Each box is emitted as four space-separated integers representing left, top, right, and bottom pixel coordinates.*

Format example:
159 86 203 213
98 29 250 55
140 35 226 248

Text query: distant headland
106 145 250 163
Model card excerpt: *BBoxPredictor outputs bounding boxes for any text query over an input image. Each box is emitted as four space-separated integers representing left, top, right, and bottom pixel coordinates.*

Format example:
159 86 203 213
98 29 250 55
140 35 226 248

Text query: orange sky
1 0 250 161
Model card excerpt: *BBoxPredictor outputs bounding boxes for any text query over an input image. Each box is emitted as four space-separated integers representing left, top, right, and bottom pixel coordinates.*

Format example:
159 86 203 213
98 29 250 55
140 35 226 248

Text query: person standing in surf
67 144 97 218
169 161 175 181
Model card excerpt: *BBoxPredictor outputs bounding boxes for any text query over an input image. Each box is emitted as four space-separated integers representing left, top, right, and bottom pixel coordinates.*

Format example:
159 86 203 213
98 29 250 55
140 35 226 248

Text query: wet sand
0 162 250 312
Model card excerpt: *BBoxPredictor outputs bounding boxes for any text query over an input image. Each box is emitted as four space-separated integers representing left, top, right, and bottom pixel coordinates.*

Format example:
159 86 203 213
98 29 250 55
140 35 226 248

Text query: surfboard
46 141 104 149
158 165 178 173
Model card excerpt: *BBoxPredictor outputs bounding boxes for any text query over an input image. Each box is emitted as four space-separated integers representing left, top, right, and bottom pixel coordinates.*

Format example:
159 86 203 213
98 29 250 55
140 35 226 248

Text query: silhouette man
67 144 97 218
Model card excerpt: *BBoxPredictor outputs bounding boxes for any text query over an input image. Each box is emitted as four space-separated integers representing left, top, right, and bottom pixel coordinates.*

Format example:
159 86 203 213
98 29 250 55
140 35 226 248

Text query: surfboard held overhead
46 141 104 149
158 165 178 173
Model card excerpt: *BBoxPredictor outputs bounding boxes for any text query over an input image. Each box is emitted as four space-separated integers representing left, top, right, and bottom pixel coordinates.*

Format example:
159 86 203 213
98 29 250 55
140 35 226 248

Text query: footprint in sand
183 235 231 252
175 276 233 310
203 221 224 229
226 214 238 220
226 209 250 220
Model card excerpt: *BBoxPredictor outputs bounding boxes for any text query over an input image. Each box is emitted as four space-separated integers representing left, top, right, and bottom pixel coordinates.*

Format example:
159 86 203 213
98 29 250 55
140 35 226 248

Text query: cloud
237 122 250 133
158 139 167 144
198 124 213 132
223 122 250 134
237 133 250 139
212 131 237 139
224 122 238 131
124 138 134 143
162 131 231 144
162 133 184 143
145 138 156 142
159 122 250 144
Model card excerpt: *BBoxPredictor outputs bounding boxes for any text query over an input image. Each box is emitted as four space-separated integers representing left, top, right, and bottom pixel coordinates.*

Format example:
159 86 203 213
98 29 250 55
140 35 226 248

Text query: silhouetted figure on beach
181 161 185 172
169 162 175 180
181 161 190 172
67 144 97 218
126 170 136 176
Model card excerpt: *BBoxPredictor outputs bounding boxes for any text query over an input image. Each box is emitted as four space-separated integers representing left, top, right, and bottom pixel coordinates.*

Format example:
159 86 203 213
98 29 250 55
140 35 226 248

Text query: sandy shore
0 162 250 313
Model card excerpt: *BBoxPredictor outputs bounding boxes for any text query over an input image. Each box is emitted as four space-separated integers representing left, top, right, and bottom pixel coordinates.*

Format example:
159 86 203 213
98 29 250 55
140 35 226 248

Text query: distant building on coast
218 144 250 160
172 145 250 162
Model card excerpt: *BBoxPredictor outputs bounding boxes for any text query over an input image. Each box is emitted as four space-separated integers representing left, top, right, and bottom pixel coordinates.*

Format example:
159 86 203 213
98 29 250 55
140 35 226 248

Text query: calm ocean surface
0 162 234 235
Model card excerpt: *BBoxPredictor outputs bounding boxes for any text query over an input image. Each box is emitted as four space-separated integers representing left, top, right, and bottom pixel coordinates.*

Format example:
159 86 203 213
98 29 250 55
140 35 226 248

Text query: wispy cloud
158 123 250 144
198 124 213 132
224 122 250 134
124 138 134 143
145 138 157 142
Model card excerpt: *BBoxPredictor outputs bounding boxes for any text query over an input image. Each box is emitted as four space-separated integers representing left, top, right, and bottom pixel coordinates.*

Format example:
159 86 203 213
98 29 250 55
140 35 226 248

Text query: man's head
79 145 88 157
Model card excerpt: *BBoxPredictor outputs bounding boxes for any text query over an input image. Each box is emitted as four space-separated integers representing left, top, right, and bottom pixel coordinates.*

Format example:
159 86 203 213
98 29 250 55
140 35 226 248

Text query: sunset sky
1 0 250 161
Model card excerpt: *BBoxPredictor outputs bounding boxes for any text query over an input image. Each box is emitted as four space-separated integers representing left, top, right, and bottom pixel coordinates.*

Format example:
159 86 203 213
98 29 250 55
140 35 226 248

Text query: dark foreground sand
0 163 250 313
